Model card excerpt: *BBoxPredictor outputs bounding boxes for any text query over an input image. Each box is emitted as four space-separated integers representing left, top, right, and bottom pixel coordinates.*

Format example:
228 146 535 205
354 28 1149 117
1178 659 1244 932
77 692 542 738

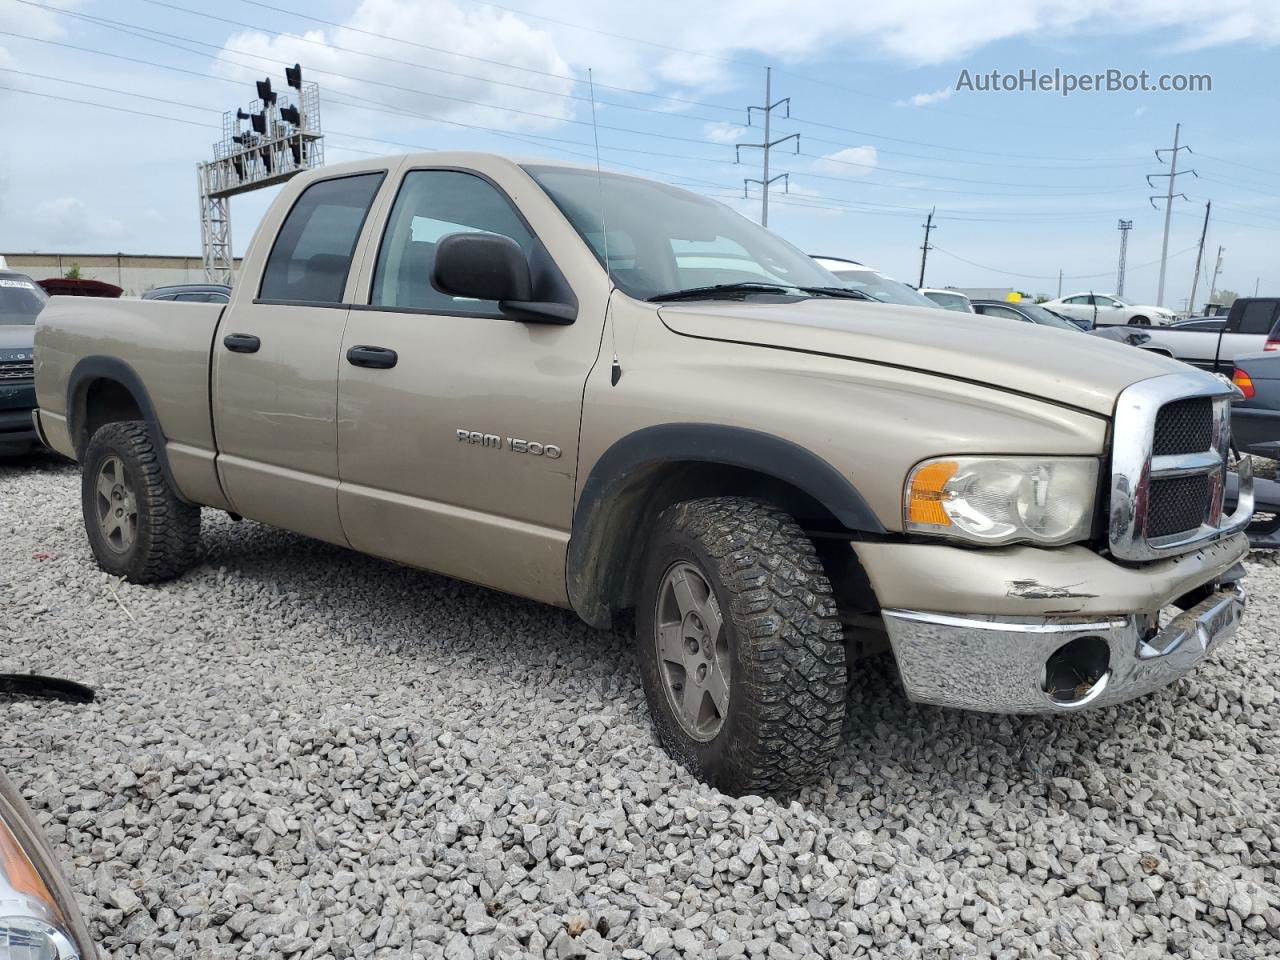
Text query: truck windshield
524 165 840 301
827 269 939 308
0 277 48 325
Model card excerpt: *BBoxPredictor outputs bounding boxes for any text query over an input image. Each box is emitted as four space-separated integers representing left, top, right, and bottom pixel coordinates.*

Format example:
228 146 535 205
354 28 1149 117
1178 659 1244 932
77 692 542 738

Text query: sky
0 0 1277 309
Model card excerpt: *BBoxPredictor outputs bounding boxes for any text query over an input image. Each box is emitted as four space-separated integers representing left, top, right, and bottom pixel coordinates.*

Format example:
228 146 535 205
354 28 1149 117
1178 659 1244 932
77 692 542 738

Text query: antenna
587 68 621 386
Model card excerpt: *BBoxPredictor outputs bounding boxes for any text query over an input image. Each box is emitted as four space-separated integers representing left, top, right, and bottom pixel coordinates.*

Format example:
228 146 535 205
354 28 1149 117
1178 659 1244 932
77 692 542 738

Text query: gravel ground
2 452 1279 960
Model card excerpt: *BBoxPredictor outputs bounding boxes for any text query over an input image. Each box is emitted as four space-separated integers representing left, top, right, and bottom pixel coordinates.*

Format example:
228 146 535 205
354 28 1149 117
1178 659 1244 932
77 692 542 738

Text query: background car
810 256 942 308
970 299 1158 348
1230 352 1280 460
142 283 232 303
1041 292 1177 327
0 270 46 456
35 278 123 298
919 288 973 312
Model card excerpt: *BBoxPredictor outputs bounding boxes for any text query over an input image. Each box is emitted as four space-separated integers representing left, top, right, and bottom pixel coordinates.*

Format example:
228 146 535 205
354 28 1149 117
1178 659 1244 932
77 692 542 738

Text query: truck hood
0 324 35 355
658 299 1193 416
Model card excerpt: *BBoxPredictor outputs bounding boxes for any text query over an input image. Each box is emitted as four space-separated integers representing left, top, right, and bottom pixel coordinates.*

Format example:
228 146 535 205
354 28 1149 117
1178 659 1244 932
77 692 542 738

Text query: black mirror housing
432 233 533 303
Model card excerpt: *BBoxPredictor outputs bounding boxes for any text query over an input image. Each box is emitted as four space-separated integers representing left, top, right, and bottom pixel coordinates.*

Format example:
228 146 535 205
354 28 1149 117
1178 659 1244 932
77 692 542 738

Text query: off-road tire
635 497 847 794
81 420 200 583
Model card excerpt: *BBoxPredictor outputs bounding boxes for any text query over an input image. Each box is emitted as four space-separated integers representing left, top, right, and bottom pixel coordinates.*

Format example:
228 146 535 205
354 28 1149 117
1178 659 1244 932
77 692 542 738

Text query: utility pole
1147 122 1197 308
1057 269 1063 299
1207 245 1225 306
736 67 798 227
918 207 935 287
1116 219 1133 297
1187 201 1210 317
1256 277 1261 296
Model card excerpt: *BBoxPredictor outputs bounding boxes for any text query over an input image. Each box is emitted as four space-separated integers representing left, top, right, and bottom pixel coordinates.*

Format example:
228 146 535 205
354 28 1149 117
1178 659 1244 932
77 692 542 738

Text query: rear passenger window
260 173 385 304
371 170 534 314
1237 300 1279 335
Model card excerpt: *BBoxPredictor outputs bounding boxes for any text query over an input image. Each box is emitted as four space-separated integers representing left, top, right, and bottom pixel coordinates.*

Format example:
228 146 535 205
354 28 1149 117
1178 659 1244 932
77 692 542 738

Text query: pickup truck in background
33 152 1255 793
1139 297 1280 370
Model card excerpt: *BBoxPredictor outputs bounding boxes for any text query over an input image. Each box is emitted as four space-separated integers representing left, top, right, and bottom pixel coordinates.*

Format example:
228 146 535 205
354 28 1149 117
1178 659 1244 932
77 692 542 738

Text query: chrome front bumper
882 581 1246 714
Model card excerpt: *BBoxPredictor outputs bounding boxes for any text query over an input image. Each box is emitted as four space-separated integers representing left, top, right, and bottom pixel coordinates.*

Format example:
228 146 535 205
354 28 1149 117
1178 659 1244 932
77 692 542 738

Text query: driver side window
371 170 535 314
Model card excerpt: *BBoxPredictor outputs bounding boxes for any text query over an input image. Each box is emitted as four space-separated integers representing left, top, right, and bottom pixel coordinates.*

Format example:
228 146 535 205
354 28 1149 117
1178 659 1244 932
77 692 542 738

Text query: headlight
904 456 1099 546
0 790 89 960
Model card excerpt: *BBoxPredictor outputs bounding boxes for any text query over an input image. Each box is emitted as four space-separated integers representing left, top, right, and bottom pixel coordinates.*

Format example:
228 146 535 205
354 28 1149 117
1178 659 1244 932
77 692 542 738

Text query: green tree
64 263 82 280
1215 288 1239 306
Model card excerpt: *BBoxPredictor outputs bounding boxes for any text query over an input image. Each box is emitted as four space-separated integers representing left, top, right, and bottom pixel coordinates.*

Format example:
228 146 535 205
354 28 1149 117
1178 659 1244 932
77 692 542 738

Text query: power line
931 243 1199 282
8 5 736 149
135 0 740 113
783 114 1149 165
795 150 1135 190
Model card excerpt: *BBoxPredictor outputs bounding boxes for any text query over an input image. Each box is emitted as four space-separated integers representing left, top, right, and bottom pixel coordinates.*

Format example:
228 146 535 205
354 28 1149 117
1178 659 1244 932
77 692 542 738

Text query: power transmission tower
1147 122 1197 308
1207 245 1225 305
1116 219 1132 297
918 208 935 287
736 67 798 227
1187 201 1210 317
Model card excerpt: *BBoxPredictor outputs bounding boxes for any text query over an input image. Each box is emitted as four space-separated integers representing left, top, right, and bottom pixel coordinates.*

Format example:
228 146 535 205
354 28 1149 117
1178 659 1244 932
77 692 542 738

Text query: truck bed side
34 297 230 510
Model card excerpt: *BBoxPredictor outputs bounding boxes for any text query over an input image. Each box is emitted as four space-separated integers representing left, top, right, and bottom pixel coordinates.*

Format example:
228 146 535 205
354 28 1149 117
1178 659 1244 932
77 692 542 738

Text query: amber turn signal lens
0 816 60 919
906 460 957 526
1233 368 1255 399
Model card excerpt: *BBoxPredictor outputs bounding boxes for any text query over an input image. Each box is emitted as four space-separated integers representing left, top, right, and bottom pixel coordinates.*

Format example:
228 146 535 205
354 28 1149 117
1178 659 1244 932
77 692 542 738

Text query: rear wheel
81 421 200 583
635 497 847 795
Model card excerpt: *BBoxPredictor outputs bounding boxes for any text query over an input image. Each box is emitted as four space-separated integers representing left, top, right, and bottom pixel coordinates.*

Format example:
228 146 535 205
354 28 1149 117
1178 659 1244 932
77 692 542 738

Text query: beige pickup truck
34 153 1254 793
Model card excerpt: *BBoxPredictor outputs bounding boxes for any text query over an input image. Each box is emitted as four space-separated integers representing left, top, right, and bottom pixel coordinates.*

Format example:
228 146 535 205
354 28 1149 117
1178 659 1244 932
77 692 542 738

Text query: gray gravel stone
2 453 1278 959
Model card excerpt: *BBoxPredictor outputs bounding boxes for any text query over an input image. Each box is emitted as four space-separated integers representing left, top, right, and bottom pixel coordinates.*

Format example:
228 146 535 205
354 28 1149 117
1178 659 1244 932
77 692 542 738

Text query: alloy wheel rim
654 561 730 742
95 456 138 553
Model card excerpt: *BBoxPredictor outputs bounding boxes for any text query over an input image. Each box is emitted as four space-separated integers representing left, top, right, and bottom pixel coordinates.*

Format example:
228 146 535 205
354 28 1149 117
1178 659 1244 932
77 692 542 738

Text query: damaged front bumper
853 532 1250 714
881 580 1245 713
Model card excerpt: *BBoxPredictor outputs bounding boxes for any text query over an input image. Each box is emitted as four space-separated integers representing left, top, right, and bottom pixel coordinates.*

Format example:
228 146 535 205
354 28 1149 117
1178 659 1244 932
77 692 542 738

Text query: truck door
335 166 604 605
212 171 387 545
1217 299 1279 371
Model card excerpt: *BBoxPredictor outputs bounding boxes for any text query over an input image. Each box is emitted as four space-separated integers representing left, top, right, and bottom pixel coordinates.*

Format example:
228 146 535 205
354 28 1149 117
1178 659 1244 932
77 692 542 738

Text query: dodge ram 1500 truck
33 153 1255 793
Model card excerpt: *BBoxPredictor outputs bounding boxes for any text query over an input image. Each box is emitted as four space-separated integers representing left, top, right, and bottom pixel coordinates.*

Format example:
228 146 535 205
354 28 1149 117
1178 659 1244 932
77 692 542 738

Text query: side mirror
431 232 575 325
433 232 533 303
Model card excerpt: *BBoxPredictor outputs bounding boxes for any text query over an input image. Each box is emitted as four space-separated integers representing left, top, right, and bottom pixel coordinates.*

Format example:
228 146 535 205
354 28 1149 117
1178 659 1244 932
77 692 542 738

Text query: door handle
223 333 261 354
346 345 398 369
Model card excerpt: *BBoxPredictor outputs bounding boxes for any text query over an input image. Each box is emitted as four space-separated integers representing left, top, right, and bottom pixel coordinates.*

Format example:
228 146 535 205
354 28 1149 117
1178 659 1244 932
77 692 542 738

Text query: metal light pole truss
197 69 324 284
1116 219 1133 298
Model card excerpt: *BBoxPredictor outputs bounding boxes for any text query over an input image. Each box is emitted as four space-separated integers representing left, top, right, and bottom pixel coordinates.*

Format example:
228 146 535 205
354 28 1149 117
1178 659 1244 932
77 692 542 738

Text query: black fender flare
566 423 885 626
66 355 188 502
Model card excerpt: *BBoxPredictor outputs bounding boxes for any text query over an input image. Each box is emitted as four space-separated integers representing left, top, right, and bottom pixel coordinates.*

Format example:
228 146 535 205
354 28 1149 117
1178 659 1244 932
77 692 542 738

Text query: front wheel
1128 315 1151 326
635 497 847 795
81 421 201 583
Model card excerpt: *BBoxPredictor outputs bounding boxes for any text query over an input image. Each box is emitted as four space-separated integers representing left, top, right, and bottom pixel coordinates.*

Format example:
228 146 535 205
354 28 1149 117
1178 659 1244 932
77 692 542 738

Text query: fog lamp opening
1042 635 1111 707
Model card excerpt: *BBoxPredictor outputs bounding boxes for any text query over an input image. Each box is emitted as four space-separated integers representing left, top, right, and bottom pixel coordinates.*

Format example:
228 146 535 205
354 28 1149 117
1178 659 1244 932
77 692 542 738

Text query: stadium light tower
198 65 324 284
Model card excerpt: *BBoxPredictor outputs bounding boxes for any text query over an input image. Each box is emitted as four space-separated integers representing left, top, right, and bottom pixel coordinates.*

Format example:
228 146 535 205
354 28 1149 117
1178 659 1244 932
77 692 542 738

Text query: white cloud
36 197 124 245
0 0 76 39
900 87 954 107
217 0 577 130
531 0 1280 72
704 121 746 144
814 146 879 177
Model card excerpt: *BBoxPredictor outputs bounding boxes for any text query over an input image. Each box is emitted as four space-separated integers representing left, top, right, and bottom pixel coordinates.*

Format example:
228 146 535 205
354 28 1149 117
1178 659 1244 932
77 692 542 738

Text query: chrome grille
1152 397 1213 456
0 360 34 381
1147 474 1212 539
1109 372 1252 561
